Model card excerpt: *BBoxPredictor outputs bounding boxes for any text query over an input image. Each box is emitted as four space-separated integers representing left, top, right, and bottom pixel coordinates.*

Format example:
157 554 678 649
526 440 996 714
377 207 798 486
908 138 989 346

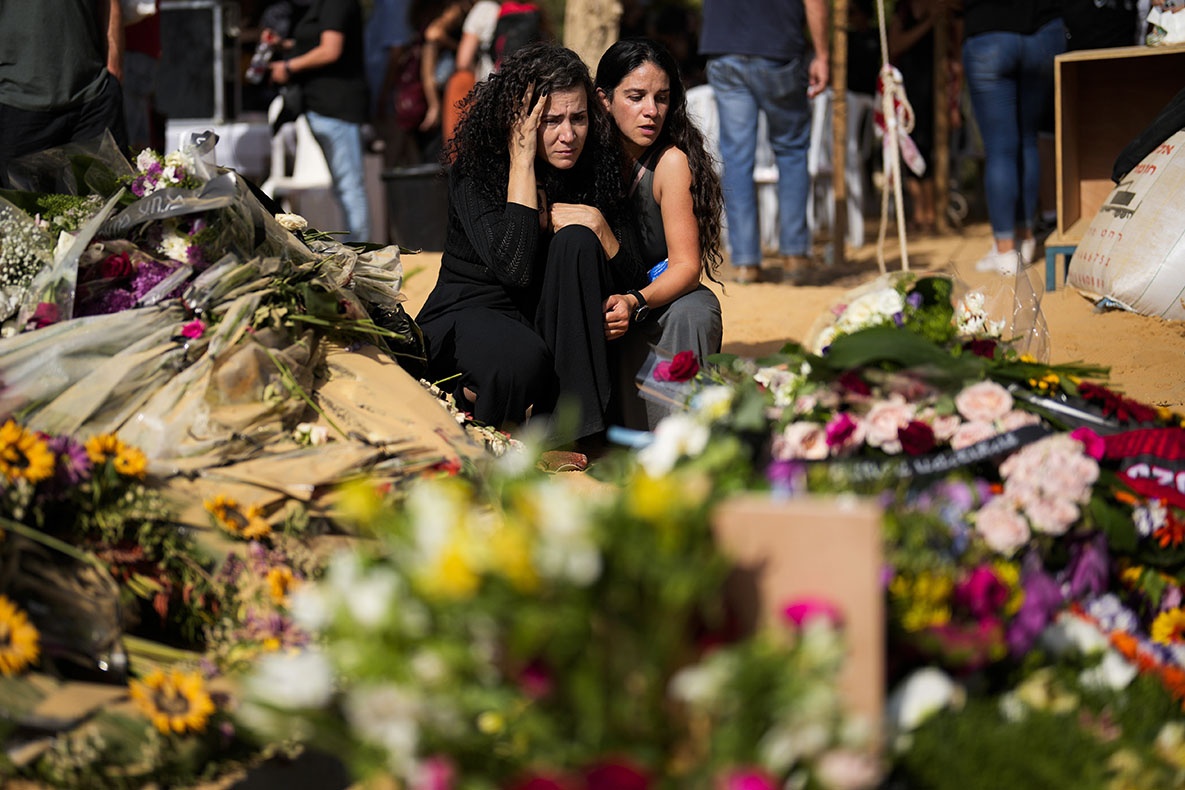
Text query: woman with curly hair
416 42 647 444
595 38 725 430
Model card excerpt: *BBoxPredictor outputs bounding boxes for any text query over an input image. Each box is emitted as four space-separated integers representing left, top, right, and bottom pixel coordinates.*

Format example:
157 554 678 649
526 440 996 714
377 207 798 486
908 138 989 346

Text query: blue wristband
647 259 668 282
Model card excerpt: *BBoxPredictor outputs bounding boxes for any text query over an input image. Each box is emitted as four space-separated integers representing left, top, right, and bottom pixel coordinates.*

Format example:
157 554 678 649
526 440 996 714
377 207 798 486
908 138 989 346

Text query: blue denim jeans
963 19 1065 243
706 54 812 266
306 110 372 242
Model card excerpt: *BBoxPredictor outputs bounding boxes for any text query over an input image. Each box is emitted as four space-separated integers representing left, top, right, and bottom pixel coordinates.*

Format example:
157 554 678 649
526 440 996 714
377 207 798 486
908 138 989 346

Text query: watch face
634 304 650 322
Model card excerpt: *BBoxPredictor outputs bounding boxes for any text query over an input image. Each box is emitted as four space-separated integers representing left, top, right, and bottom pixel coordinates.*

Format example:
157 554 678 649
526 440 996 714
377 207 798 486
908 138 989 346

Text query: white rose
887 667 960 735
277 212 309 231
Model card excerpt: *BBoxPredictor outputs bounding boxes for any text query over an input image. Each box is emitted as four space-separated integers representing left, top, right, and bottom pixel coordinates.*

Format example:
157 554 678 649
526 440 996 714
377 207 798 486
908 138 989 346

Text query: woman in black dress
416 43 646 444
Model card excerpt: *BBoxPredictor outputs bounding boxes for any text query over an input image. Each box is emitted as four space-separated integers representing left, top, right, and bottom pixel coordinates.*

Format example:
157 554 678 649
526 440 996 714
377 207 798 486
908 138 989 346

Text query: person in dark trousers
415 43 647 446
0 0 127 186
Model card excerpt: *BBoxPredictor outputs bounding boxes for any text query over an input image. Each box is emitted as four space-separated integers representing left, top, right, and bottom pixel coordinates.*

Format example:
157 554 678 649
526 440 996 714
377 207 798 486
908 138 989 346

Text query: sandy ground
398 220 1185 411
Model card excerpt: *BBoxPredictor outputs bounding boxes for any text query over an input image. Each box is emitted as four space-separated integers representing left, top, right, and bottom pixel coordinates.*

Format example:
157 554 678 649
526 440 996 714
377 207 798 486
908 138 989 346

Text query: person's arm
804 0 830 98
420 39 443 129
888 4 935 59
550 203 620 259
452 172 544 289
641 146 702 308
456 30 481 72
105 0 124 81
269 29 345 83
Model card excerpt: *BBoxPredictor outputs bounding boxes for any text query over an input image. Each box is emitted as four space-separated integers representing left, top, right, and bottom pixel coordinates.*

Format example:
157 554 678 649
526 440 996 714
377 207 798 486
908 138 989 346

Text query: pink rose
772 422 830 460
975 497 1031 555
654 350 700 382
28 302 60 329
950 420 997 450
864 397 916 454
998 409 1041 432
180 319 206 339
955 380 1013 423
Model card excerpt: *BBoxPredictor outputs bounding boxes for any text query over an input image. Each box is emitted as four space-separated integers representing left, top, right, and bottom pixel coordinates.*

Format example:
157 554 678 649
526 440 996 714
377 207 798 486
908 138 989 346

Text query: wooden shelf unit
1055 43 1185 244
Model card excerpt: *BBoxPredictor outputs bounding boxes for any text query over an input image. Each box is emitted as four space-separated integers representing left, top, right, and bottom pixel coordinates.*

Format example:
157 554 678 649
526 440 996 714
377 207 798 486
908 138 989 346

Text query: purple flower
1006 556 1064 656
766 458 806 494
95 289 138 314
47 434 93 488
130 175 149 197
145 160 163 177
907 291 924 309
1063 533 1109 600
893 311 905 327
186 244 206 268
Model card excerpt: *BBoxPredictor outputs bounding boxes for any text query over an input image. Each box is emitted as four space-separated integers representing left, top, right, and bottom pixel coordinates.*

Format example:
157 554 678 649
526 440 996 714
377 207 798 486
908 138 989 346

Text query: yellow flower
627 473 680 524
85 433 124 464
266 566 298 605
1152 608 1185 646
992 561 1024 616
0 420 54 484
1120 565 1145 587
204 494 272 540
420 538 480 600
113 444 148 479
889 572 953 632
129 668 216 735
490 522 538 593
0 595 40 676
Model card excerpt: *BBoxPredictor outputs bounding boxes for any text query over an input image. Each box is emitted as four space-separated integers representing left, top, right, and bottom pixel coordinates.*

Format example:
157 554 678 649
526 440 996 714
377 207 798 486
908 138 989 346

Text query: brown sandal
537 450 590 473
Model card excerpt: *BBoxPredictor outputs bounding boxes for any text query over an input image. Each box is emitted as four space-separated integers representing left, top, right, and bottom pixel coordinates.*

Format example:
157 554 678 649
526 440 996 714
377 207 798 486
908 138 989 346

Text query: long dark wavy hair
445 43 628 226
594 38 725 281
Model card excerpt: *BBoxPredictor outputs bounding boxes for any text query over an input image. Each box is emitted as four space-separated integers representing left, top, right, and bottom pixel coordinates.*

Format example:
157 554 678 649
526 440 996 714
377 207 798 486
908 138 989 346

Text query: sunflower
204 494 272 540
1152 608 1185 646
129 668 216 735
113 443 149 479
0 595 41 676
0 420 54 484
85 433 124 464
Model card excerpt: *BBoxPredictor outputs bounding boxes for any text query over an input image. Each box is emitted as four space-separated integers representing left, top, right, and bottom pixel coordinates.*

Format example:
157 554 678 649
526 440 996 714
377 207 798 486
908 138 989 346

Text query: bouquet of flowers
642 273 1185 785
237 454 879 789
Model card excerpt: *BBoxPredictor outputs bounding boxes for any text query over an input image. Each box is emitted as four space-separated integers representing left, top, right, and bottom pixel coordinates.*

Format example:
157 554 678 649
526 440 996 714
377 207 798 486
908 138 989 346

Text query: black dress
417 169 646 441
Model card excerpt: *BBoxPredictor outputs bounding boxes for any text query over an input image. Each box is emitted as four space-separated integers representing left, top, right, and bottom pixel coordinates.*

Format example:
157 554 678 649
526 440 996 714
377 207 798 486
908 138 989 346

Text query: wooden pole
933 6 950 234
562 0 623 72
832 0 849 266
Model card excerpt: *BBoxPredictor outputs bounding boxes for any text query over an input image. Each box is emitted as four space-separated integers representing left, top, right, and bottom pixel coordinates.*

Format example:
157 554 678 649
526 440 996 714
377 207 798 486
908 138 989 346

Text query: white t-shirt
462 0 500 80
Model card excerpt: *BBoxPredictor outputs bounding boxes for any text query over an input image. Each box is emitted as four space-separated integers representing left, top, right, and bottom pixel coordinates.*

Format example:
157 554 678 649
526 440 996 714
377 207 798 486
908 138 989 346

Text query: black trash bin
382 164 449 252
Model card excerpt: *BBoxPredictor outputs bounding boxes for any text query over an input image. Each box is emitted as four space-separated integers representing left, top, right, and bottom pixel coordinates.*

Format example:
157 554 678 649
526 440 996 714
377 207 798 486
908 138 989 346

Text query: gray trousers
615 284 723 431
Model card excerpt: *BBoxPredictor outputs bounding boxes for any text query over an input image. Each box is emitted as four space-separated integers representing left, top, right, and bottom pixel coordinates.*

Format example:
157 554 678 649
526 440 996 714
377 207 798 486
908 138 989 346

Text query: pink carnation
950 420 997 450
783 597 844 629
1071 426 1106 460
975 497 1031 555
955 380 1013 423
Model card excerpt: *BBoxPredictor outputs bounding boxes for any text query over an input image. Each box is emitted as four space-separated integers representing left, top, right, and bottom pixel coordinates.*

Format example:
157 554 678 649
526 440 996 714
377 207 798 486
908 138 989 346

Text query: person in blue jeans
267 0 373 243
698 0 829 284
962 0 1066 275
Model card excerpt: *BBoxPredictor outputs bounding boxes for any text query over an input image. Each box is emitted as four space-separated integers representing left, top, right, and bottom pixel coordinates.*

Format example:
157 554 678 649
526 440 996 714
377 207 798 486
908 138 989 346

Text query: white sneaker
1020 237 1036 265
974 248 1019 275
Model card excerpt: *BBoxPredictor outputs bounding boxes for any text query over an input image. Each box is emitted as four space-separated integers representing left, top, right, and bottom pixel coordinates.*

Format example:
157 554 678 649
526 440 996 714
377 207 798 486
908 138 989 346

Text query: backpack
488 2 543 72
394 39 428 131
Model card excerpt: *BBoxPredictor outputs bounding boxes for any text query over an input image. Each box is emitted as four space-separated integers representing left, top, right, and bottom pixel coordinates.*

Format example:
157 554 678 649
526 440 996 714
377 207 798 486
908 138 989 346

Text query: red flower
653 350 700 383
898 420 936 456
963 338 998 359
510 775 574 790
583 760 650 790
837 369 871 396
28 302 60 329
100 251 135 279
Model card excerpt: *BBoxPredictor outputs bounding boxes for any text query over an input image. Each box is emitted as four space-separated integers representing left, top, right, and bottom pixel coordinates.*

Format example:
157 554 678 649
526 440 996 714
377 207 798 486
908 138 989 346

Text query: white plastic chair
808 89 876 249
686 84 781 255
259 96 334 207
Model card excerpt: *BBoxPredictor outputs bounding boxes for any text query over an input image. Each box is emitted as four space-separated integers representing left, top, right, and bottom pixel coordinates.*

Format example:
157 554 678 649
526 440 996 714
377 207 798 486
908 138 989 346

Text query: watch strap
626 289 648 321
